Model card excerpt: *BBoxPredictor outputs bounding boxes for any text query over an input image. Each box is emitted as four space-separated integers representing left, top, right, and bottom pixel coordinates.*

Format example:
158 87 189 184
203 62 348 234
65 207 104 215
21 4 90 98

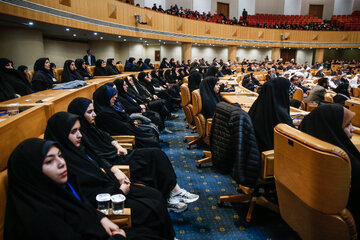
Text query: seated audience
305 77 328 104
124 57 137 72
61 59 83 82
75 58 93 79
160 58 170 69
0 73 17 101
333 82 351 105
31 58 57 92
299 104 360 233
242 73 261 92
17 65 29 83
106 58 121 75
200 76 222 119
94 59 108 76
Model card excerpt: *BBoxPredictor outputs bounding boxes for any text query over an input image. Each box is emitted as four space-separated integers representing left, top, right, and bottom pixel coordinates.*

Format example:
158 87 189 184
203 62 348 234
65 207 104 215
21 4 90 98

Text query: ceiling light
100 37 103 39
94 32 98 35
73 34 76 37
118 36 121 38
124 39 127 41
28 21 34 26
140 38 143 40
159 40 161 42
66 28 70 31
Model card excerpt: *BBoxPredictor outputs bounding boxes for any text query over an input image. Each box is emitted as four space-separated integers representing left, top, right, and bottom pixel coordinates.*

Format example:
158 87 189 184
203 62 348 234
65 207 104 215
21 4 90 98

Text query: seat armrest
112 135 135 145
107 208 132 228
261 150 274 179
119 143 133 150
113 165 130 178
206 118 212 136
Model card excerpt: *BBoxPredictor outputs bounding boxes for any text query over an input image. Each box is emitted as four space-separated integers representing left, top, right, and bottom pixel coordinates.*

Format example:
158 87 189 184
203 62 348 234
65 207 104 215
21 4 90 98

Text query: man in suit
242 9 248 23
83 49 96 66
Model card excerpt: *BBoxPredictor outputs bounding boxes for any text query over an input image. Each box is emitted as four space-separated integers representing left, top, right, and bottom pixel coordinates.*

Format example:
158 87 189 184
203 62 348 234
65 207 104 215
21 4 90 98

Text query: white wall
143 0 165 8
211 0 239 18
301 0 335 20
296 49 313 65
334 0 354 15
354 0 360 11
166 0 193 10
238 0 255 16
193 0 211 14
192 46 228 61
160 44 182 61
134 0 144 7
236 47 272 61
284 0 302 15
128 42 146 59
256 0 285 14
44 39 88 68
145 45 161 63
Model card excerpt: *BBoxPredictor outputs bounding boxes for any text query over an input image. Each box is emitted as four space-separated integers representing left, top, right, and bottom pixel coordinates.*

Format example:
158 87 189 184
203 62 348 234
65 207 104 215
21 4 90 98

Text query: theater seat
54 68 63 83
274 124 357 240
180 84 194 129
27 70 34 83
292 87 304 102
345 100 360 127
0 169 8 240
88 66 95 77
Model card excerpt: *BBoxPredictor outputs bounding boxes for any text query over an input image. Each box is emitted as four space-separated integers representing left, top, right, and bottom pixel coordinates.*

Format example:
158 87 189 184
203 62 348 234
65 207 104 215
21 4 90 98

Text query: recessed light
28 21 34 26
100 37 103 39
73 34 76 37
118 36 121 38
140 38 143 40
159 40 161 42
94 32 98 35
145 41 147 43
176 41 179 44
124 39 127 41
66 28 70 31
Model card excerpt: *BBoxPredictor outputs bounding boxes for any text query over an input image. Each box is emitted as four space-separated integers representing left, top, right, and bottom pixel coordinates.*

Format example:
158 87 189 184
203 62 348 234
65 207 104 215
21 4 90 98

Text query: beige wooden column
182 42 192 62
271 47 280 61
315 48 325 63
228 45 237 63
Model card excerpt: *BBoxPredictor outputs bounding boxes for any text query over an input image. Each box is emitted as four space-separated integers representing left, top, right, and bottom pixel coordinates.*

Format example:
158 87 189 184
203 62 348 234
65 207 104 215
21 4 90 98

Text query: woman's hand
116 145 128 156
100 217 126 237
111 167 131 185
120 181 131 195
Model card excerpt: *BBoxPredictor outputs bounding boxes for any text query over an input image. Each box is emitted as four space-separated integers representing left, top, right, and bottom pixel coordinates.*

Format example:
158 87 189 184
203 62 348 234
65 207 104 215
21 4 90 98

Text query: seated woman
75 58 93 79
164 69 176 84
159 58 170 69
93 85 161 148
50 62 57 76
151 69 168 89
141 58 153 70
204 66 221 78
44 112 176 239
68 97 198 211
106 58 120 75
114 78 165 132
31 58 57 92
199 76 222 119
5 138 171 240
0 58 32 96
333 82 351 105
248 77 296 153
94 59 108 76
0 74 18 101
242 73 261 92
17 65 29 83
299 104 360 233
124 57 137 72
62 59 84 82
188 71 202 94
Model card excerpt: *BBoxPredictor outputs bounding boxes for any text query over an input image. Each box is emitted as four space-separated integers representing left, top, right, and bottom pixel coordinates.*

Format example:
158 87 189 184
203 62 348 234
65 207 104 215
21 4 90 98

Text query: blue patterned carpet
159 110 300 240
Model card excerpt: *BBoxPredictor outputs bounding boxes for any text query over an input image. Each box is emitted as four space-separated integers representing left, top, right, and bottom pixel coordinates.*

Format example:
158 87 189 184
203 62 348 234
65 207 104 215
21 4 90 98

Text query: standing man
242 8 248 23
83 49 96 66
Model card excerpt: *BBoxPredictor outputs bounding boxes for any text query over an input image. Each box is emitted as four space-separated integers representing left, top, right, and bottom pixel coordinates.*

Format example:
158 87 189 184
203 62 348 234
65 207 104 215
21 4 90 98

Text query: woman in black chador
44 112 176 239
0 58 32 96
94 59 108 76
248 77 294 153
199 76 222 119
188 71 202 94
75 58 93 79
299 104 360 233
106 58 120 75
93 85 160 148
31 57 57 92
4 138 168 239
61 59 83 82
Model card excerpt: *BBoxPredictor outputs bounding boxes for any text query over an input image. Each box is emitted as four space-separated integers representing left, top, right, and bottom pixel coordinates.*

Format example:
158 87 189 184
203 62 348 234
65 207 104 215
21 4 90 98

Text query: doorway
309 4 323 19
280 49 297 63
217 2 229 18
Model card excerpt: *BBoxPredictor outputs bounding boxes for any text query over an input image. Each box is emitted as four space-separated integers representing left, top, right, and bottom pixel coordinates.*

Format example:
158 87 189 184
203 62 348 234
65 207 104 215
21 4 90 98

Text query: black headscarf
94 59 107 76
204 66 219 78
4 138 119 240
0 73 16 101
299 104 360 231
248 77 293 152
75 58 93 79
138 72 155 94
188 71 202 93
34 58 52 74
164 69 175 83
200 76 222 119
0 58 32 96
17 65 29 82
333 83 351 105
106 58 120 75
32 58 56 92
62 59 83 82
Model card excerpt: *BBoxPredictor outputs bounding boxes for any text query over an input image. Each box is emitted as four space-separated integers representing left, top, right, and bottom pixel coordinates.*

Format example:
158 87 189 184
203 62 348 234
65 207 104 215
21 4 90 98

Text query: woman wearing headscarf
199 76 222 119
124 57 137 72
75 58 93 79
204 66 221 78
0 73 17 101
17 65 29 83
151 69 167 88
141 58 153 70
299 104 360 233
248 77 294 153
94 59 108 76
44 112 176 239
67 97 198 210
242 73 261 92
4 138 169 240
188 71 202 94
106 58 120 75
0 58 33 96
50 62 57 76
93 85 160 148
333 82 351 105
159 58 170 69
164 69 176 84
61 59 84 82
114 78 165 131
31 57 57 92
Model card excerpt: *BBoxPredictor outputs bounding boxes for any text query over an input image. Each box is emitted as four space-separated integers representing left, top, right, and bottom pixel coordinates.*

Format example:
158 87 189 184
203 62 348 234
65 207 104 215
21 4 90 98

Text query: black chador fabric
0 73 16 101
0 58 33 96
31 58 56 92
299 104 360 232
151 70 167 87
114 79 165 130
4 138 124 240
106 58 120 75
188 71 202 94
93 85 160 148
164 69 176 83
200 76 222 119
204 66 219 78
94 59 108 76
248 77 293 153
138 72 156 94
75 58 93 79
44 112 175 239
62 59 84 82
67 97 176 197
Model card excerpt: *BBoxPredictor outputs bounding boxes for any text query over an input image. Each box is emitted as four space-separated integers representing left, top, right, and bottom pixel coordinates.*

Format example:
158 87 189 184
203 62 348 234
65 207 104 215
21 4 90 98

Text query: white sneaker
167 198 188 213
170 189 199 204
162 128 173 134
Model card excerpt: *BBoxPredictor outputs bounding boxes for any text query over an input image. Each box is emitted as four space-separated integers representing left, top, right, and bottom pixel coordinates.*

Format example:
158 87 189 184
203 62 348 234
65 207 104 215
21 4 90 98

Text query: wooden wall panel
0 0 359 48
